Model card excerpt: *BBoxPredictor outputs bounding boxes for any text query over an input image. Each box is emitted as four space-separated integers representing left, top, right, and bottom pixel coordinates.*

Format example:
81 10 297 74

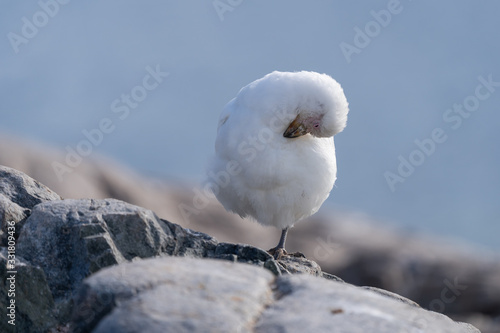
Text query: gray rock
0 194 27 234
361 286 420 308
71 257 274 333
70 257 479 333
277 255 323 277
16 198 218 301
212 242 281 275
0 167 481 332
12 195 329 331
0 248 57 333
0 165 62 207
6 195 223 332
0 166 62 332
214 242 274 263
0 165 61 245
256 274 480 333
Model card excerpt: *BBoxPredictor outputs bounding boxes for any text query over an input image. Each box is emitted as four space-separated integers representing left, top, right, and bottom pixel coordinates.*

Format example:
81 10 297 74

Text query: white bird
208 71 349 259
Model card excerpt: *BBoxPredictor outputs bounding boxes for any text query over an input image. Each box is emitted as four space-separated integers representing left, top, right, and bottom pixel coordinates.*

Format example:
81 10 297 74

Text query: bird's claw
268 247 287 260
268 248 306 260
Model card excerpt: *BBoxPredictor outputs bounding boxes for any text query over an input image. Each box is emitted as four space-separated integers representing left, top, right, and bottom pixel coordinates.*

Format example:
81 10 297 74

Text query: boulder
3 191 333 331
0 166 484 332
15 198 329 304
256 273 479 333
16 198 217 301
0 248 57 333
71 256 480 333
0 165 61 245
71 257 274 333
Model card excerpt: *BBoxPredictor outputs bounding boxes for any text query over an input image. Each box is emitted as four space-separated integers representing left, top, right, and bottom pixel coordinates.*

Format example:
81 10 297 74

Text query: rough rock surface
16 199 216 301
0 165 486 333
256 273 479 333
0 165 61 245
0 248 58 332
11 197 317 332
71 257 479 333
71 257 274 333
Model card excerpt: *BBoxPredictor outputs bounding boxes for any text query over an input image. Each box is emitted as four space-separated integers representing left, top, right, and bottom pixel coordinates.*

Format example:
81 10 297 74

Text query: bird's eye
314 123 320 128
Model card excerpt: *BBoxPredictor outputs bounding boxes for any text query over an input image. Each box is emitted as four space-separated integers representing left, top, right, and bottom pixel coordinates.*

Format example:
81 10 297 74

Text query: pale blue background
1 1 499 250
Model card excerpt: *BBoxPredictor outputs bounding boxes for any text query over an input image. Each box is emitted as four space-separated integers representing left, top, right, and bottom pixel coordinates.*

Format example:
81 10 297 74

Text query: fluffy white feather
209 71 349 230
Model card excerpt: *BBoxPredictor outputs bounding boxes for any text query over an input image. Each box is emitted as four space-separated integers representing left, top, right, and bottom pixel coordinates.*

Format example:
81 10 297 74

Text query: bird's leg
276 227 288 249
268 228 306 260
268 228 289 260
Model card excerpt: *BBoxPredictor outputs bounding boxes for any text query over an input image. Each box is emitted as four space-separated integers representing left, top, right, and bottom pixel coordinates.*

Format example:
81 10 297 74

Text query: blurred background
2 2 500 330
1 0 499 250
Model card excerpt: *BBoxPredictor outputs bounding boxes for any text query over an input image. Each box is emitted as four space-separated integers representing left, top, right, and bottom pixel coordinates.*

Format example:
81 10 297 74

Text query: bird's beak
283 115 308 138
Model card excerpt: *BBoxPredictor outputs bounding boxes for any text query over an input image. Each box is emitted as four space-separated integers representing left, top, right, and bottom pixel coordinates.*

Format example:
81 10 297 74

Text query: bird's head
283 112 326 138
230 71 348 139
278 72 349 139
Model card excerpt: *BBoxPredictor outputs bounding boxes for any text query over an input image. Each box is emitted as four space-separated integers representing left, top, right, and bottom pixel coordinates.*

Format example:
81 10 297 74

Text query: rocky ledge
0 166 479 332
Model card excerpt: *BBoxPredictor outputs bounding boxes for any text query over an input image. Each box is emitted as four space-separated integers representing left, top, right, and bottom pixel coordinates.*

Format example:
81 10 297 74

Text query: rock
283 215 500 333
0 165 484 332
0 166 62 332
0 166 61 208
0 248 57 333
214 242 274 263
320 225 500 330
361 286 420 308
8 192 334 331
71 257 274 333
277 255 324 277
0 195 27 236
14 195 333 298
70 256 479 333
0 165 61 245
16 198 218 302
256 274 479 333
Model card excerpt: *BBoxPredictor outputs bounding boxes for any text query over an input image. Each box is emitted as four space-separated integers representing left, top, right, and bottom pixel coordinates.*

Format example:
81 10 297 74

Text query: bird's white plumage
209 71 349 230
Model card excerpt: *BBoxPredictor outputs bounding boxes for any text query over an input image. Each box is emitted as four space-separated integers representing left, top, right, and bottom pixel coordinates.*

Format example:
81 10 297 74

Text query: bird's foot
267 247 287 260
268 248 306 260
